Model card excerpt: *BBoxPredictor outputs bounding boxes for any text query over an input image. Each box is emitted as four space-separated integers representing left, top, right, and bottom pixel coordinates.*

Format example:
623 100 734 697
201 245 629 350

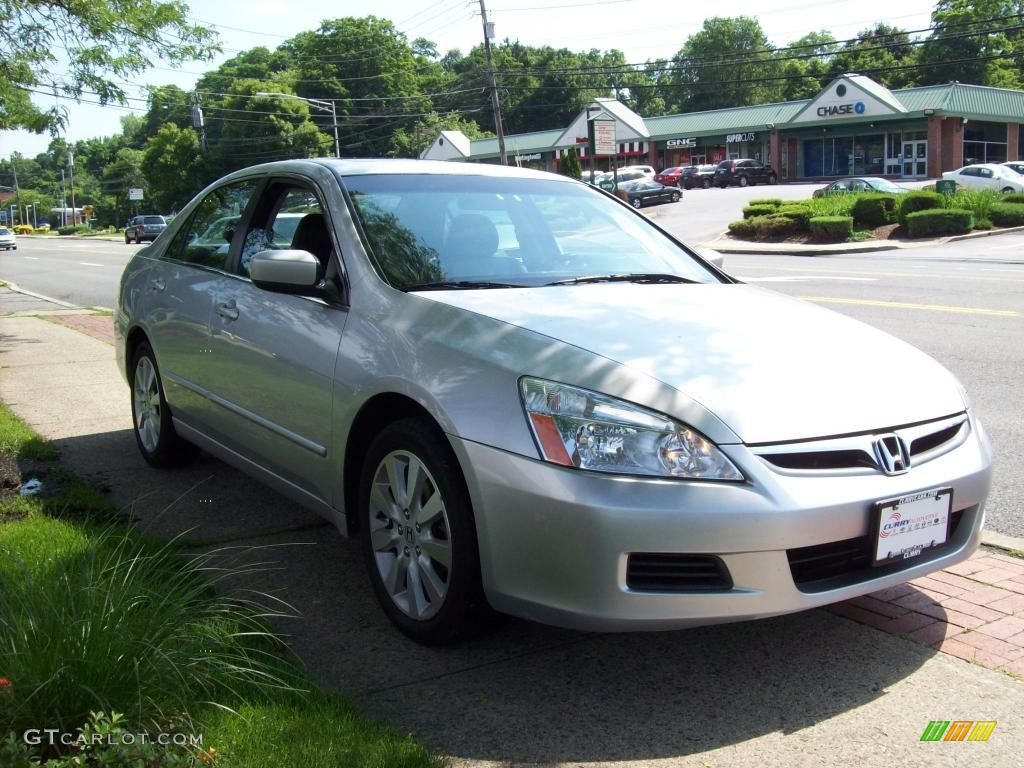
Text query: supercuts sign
817 102 866 118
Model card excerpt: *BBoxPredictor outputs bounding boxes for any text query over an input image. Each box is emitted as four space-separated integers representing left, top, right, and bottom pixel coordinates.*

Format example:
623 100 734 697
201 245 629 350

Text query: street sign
935 179 956 195
598 178 616 192
593 119 616 156
129 188 144 201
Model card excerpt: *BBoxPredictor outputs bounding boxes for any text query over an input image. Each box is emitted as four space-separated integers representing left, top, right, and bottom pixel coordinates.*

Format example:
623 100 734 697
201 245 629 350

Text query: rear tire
739 175 749 187
632 198 642 208
702 178 711 189
768 173 778 185
130 342 199 467
360 418 487 645
670 191 681 202
1002 187 1015 194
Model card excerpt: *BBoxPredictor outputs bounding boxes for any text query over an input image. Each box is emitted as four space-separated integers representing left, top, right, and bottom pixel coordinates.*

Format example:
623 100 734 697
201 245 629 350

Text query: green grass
0 403 443 767
0 403 57 461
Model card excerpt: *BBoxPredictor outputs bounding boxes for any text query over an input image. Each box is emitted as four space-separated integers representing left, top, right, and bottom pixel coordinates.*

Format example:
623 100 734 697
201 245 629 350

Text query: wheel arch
343 392 452 536
125 325 151 378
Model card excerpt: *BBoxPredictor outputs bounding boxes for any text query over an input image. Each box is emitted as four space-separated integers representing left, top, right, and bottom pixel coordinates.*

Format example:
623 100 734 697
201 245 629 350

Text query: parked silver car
115 159 992 644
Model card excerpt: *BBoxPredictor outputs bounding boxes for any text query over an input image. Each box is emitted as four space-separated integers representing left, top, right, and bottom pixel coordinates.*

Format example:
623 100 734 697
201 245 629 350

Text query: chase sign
817 101 866 118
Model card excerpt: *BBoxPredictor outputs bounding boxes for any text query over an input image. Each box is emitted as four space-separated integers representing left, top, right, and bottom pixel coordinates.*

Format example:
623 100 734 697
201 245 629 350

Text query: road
1 215 1022 537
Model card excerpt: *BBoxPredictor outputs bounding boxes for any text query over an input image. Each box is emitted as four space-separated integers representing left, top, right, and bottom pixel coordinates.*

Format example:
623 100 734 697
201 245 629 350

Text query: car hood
418 283 965 444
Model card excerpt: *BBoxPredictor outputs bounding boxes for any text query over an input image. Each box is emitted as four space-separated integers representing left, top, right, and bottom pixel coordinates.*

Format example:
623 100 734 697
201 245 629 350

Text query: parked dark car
620 180 681 208
813 177 910 197
680 164 718 189
713 159 777 188
125 215 168 244
653 167 684 187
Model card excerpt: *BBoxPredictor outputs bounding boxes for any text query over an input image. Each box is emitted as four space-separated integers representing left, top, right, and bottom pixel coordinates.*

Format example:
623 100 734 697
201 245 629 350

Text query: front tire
130 342 198 467
360 418 486 645
670 191 681 202
631 198 642 208
702 178 711 189
1002 187 1015 194
739 175 749 187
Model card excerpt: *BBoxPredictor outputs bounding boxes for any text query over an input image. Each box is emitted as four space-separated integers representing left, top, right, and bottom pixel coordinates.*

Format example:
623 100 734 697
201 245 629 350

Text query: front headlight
519 377 743 481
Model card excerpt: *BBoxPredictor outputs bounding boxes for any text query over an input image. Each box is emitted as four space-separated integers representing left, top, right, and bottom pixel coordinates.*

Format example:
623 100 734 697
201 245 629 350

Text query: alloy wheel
368 450 452 621
133 356 162 452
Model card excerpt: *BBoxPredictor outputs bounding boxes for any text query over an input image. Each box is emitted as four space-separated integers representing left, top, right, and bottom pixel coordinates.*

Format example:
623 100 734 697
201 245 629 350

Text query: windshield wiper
545 273 699 286
404 280 525 291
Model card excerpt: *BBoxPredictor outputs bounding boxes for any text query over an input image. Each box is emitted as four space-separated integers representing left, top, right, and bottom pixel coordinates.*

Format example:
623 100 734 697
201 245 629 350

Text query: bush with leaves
773 205 811 231
851 194 896 227
756 215 799 240
809 215 853 242
558 147 582 179
1002 193 1024 204
742 204 776 219
905 208 973 238
898 191 944 226
728 218 761 238
989 202 1024 227
747 198 782 208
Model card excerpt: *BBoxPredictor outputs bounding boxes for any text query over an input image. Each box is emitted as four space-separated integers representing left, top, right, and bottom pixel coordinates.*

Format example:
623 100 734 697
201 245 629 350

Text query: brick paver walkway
46 314 115 345
829 549 1024 678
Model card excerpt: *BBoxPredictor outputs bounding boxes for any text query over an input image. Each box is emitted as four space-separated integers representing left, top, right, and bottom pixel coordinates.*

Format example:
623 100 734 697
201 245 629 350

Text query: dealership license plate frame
872 487 953 567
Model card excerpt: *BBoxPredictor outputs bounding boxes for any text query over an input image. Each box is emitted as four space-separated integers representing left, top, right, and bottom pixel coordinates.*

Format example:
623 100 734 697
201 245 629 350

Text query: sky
1 0 939 159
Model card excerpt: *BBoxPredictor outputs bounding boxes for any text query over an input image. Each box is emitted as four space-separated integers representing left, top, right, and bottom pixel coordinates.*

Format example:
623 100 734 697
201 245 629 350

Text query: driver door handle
215 299 239 321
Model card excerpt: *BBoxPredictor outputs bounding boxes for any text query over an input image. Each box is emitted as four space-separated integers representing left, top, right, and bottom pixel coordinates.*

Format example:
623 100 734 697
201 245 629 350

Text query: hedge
989 202 1024 227
773 205 811 231
748 198 783 208
851 194 897 227
898 191 944 226
905 208 973 238
728 218 761 238
1001 192 1024 204
757 216 800 239
56 224 89 236
743 204 777 219
809 215 853 242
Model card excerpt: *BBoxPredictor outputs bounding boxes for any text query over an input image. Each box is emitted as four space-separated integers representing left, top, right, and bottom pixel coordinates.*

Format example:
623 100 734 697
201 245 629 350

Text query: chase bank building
422 74 1023 182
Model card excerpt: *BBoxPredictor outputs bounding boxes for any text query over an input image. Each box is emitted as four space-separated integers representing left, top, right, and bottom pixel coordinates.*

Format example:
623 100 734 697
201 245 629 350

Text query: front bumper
449 415 992 632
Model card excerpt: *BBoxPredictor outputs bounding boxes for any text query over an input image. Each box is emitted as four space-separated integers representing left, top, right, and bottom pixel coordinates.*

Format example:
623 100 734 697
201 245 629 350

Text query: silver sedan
115 159 992 644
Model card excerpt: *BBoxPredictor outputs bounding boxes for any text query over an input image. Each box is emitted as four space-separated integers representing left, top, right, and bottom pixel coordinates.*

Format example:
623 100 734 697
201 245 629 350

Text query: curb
982 529 1024 555
948 224 1024 242
3 281 80 309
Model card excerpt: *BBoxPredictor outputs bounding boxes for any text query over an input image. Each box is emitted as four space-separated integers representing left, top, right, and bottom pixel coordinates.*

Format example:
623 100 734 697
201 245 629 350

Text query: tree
559 146 582 179
917 0 1023 88
666 17 784 112
103 149 148 225
1 1 219 133
389 112 493 158
778 31 837 100
830 24 919 90
142 123 204 213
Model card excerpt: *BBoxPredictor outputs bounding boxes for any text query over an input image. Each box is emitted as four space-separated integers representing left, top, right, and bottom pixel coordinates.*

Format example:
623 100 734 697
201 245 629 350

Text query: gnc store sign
790 76 906 124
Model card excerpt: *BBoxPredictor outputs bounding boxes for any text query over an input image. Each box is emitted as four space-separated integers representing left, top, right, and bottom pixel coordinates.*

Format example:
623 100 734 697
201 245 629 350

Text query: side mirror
250 250 322 295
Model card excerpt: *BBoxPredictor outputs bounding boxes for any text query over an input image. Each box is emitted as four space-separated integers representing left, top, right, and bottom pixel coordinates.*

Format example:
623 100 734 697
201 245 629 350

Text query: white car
941 164 1024 193
0 227 16 250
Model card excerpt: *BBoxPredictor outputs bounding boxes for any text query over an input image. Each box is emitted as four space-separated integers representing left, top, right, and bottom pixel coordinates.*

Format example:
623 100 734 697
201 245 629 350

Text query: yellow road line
799 296 1021 317
743 265 1024 283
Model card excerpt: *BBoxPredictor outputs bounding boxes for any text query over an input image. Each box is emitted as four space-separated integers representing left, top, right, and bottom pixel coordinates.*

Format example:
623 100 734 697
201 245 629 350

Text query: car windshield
0 228 10 235
343 174 719 290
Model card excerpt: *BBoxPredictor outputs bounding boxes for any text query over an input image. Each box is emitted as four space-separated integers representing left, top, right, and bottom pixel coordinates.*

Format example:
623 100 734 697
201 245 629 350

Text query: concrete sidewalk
2 300 1022 766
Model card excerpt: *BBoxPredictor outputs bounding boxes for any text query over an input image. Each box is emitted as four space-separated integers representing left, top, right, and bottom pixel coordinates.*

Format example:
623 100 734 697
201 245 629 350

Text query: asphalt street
1 211 1022 536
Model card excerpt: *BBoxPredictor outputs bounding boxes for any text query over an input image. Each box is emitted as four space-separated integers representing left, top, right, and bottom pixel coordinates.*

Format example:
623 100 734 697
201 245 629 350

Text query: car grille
754 414 968 475
626 553 733 592
787 508 967 592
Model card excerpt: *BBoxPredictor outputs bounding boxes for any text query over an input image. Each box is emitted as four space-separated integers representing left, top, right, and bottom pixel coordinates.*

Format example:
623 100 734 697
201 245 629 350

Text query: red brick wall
927 116 943 178
770 129 782 176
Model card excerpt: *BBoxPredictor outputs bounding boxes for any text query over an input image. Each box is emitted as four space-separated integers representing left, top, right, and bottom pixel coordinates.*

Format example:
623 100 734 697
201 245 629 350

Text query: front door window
902 141 927 178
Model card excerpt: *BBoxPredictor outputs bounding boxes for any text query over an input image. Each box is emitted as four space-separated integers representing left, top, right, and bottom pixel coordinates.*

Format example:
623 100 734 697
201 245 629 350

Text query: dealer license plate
873 487 952 566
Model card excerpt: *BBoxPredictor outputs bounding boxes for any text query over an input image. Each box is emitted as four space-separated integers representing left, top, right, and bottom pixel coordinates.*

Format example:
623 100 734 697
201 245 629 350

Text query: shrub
804 194 857 218
728 217 761 238
56 224 89 235
809 215 853 242
851 194 896 227
0 516 293 735
898 191 944 226
748 198 782 208
773 205 811 231
32 226 49 234
13 224 33 235
756 215 799 239
947 188 1002 224
989 202 1024 227
743 204 776 219
1002 192 1024 204
905 208 973 237
974 219 993 230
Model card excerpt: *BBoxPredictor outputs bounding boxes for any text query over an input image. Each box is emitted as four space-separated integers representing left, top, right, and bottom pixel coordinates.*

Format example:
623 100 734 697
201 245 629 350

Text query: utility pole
478 0 507 165
192 93 207 152
67 150 77 225
60 169 67 227
10 155 21 225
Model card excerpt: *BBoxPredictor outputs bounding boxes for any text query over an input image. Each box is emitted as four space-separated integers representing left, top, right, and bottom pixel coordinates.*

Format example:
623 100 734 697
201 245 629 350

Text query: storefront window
803 133 884 177
963 120 1008 164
